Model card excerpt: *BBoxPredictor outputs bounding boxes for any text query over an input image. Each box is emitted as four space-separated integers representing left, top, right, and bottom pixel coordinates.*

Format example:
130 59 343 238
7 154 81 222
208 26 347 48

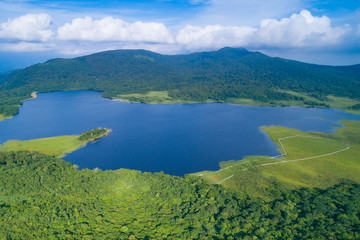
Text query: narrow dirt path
215 135 350 183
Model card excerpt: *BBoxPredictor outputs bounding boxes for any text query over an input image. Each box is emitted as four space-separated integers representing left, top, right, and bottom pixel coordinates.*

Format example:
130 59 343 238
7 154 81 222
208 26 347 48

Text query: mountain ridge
0 47 359 117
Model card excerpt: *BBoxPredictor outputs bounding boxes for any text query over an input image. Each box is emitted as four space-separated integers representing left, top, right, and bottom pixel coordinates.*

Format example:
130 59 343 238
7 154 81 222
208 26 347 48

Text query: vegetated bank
0 114 11 122
0 127 110 158
1 47 360 119
194 120 360 200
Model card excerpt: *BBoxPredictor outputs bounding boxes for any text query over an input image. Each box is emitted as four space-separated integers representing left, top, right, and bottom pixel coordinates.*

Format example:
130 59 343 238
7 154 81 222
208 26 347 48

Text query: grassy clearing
192 120 360 199
0 114 12 122
0 128 110 158
280 136 346 159
346 109 360 114
225 91 325 108
279 91 360 109
225 98 264 106
115 91 214 104
115 90 360 115
0 136 86 158
226 91 360 114
326 95 360 108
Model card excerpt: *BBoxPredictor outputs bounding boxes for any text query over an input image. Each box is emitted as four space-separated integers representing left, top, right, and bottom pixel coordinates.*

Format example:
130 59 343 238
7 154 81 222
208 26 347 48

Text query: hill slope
1 47 360 117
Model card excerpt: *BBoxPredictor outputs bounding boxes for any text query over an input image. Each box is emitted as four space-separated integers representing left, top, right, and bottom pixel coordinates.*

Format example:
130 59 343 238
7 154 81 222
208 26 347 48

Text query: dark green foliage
1 47 360 116
1 151 359 239
0 70 20 85
0 88 29 116
78 128 108 141
303 100 330 108
348 103 360 110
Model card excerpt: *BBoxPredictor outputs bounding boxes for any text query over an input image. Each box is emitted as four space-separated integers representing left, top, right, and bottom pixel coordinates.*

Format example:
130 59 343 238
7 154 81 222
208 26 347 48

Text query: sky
0 0 359 71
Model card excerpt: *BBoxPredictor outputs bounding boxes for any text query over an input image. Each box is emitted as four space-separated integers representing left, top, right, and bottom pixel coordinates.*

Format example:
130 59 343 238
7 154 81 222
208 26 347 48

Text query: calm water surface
1 90 359 176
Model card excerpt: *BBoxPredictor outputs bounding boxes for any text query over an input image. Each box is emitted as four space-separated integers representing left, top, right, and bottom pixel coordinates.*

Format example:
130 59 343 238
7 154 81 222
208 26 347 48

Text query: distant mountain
0 70 20 84
0 47 360 116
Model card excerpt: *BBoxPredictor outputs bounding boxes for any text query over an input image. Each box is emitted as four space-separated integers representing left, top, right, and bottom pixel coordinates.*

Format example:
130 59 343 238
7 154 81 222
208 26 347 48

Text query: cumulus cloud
176 10 351 51
57 17 175 44
255 10 350 47
0 13 53 42
0 10 355 60
176 24 256 50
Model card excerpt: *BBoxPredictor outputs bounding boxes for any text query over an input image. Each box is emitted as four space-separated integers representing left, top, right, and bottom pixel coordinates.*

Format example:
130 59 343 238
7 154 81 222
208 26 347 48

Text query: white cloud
0 13 53 42
0 9 355 62
255 10 350 47
176 24 256 50
176 10 351 51
57 16 175 44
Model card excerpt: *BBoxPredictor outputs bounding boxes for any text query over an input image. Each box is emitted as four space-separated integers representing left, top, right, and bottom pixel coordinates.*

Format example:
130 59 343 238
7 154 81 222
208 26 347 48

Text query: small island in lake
79 128 111 141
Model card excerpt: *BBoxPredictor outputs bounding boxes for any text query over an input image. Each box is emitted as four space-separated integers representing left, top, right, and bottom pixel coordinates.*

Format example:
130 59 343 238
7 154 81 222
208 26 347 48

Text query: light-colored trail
214 135 350 184
217 175 235 183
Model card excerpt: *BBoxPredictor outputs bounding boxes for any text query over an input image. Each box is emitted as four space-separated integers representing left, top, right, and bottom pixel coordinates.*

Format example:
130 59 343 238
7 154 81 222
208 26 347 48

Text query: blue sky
0 0 359 71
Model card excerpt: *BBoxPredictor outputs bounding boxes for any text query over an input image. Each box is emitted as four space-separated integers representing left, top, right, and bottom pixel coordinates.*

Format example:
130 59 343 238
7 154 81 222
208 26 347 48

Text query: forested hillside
1 151 359 239
1 47 360 117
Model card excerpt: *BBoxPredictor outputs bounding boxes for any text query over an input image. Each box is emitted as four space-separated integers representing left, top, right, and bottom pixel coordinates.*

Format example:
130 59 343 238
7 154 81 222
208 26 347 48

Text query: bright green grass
225 91 323 107
225 98 262 106
326 95 360 108
116 91 360 115
224 97 300 107
116 91 214 104
278 136 346 159
279 91 360 109
227 91 360 114
345 109 360 114
0 135 86 158
0 114 11 122
281 91 360 114
193 120 360 199
0 128 110 158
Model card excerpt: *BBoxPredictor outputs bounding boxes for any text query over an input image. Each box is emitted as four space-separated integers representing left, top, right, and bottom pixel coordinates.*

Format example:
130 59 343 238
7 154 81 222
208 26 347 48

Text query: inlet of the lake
1 90 359 176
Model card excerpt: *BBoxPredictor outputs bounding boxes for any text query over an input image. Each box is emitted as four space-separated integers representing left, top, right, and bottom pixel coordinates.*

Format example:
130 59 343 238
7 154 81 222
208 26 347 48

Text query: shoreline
112 90 360 114
1 90 359 124
0 91 38 122
0 128 112 158
90 128 112 141
23 91 38 102
113 96 360 115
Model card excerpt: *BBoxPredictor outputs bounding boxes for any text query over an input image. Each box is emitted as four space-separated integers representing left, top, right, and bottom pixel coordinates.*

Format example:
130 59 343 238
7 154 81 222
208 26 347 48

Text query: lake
1 90 360 176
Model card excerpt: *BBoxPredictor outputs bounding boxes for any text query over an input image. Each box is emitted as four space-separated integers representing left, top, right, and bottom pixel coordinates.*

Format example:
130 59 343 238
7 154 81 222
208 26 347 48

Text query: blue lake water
1 90 360 176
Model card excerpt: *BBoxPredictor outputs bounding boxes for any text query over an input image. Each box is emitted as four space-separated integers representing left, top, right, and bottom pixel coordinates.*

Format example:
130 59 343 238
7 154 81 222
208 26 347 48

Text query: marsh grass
116 91 214 104
0 129 110 158
193 120 360 199
0 136 86 157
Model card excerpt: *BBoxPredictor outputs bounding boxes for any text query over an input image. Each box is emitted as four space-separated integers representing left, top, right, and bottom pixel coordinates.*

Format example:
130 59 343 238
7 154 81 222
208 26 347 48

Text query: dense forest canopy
1 151 359 239
0 47 359 117
78 128 109 141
